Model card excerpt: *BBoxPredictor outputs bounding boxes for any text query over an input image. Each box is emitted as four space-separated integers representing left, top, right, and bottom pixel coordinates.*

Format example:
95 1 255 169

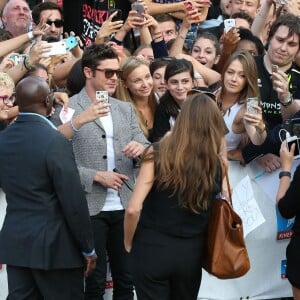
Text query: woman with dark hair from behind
66 59 85 97
124 93 226 300
152 58 194 141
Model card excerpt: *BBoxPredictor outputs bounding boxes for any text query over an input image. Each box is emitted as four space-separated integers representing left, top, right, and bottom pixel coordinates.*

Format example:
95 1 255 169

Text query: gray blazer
69 88 150 216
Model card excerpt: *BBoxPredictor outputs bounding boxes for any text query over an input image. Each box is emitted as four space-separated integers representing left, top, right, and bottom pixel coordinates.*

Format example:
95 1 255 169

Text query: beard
42 35 61 43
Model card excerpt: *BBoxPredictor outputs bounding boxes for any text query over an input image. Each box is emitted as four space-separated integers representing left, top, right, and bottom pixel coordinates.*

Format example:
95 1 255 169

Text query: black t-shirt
63 0 131 46
255 55 300 130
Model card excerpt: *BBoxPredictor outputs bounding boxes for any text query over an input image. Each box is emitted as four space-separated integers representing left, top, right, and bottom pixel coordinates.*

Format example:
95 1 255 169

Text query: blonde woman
117 56 157 141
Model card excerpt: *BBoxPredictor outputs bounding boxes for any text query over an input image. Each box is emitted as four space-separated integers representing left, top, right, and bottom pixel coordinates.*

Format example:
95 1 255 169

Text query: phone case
224 19 236 32
96 91 109 103
287 136 300 159
246 97 259 114
65 36 78 52
46 41 67 56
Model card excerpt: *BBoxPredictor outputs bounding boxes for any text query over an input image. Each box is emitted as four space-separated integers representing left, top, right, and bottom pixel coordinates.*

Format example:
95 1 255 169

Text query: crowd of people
0 0 300 299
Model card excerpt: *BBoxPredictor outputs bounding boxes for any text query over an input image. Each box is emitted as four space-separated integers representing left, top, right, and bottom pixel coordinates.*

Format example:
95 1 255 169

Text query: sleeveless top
223 102 244 151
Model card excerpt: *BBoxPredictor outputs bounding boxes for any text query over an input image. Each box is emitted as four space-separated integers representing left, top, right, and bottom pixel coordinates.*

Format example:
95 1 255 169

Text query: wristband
279 171 291 179
27 31 34 41
70 118 79 132
280 94 293 107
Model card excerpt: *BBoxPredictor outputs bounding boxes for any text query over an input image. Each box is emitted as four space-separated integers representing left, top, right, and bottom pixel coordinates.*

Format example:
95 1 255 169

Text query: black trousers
6 265 84 300
84 210 134 300
130 227 203 300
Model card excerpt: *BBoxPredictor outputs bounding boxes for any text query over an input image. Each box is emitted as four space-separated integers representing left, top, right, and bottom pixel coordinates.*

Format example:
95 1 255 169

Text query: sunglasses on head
187 88 217 102
95 68 122 79
46 19 64 28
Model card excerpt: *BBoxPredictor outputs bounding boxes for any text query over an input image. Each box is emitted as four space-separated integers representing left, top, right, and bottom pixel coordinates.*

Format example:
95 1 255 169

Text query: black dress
278 165 300 289
130 159 221 300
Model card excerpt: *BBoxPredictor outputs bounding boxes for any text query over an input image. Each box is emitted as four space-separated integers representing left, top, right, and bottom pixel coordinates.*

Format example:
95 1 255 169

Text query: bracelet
280 94 293 107
70 118 79 132
23 55 33 70
27 31 34 41
279 171 291 179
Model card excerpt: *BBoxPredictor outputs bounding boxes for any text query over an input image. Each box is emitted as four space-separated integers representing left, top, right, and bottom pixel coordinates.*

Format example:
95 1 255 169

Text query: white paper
253 160 300 203
59 107 75 124
232 175 266 237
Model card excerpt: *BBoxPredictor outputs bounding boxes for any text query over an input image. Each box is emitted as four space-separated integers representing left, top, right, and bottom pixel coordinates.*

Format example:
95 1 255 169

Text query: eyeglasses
95 68 122 79
46 19 64 28
0 93 15 105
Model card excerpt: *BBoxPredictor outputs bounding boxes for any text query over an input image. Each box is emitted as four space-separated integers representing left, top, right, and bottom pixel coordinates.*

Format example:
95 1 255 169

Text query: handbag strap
220 159 232 206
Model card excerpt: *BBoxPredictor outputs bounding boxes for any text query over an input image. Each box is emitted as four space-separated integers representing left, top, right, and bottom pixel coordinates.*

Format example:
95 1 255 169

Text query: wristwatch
280 94 293 107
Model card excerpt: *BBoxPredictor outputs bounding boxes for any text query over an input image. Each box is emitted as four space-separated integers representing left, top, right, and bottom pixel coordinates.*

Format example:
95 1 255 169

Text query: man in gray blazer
63 44 150 300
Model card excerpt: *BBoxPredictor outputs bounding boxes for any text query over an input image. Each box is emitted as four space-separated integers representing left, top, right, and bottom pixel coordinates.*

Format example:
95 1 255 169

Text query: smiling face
166 71 193 104
223 59 247 96
2 0 31 37
191 38 220 69
125 64 153 100
267 25 300 67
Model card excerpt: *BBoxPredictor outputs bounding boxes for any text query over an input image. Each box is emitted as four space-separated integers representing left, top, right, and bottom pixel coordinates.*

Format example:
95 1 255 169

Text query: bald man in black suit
0 76 97 299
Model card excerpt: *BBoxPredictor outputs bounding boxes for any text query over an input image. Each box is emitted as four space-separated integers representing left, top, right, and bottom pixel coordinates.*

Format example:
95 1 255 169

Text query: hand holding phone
246 97 259 115
131 2 145 18
183 1 201 21
224 19 236 33
96 91 109 103
287 136 300 159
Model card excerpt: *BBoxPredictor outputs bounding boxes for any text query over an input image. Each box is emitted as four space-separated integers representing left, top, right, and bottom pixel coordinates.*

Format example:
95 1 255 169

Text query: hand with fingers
95 12 124 44
94 171 129 191
122 141 145 159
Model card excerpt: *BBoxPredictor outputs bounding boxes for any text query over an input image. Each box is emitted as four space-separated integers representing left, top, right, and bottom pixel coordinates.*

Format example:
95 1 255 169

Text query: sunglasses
187 89 217 101
46 19 64 28
95 68 122 79
0 93 15 105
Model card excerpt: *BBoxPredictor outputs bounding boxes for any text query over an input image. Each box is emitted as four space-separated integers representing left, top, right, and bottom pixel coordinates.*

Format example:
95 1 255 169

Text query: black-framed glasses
95 68 122 79
46 19 64 28
0 93 15 105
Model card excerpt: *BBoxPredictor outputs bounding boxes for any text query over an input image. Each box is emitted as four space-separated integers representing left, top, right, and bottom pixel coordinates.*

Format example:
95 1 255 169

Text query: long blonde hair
116 56 157 137
151 93 225 212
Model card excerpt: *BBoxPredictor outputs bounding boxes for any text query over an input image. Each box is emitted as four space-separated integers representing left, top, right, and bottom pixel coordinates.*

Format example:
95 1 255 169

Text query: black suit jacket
0 114 94 270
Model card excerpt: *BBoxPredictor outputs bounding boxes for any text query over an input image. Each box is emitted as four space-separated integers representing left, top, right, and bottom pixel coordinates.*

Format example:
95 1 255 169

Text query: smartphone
183 1 201 21
131 2 144 18
96 91 109 103
46 41 67 56
224 19 236 33
10 54 26 65
65 36 78 51
109 8 122 22
272 64 278 73
246 97 259 114
287 136 300 159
